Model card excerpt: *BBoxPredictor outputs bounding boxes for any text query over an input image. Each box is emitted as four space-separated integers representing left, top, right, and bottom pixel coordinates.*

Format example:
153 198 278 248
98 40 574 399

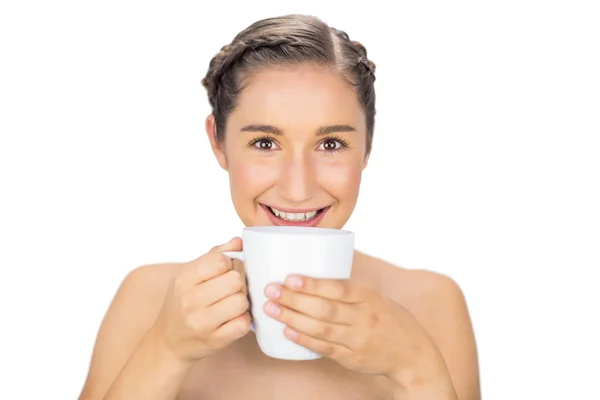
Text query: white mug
223 225 354 360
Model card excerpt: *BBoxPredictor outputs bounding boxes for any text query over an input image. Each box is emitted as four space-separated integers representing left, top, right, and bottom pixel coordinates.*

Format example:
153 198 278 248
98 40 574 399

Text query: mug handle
222 251 244 262
222 251 255 332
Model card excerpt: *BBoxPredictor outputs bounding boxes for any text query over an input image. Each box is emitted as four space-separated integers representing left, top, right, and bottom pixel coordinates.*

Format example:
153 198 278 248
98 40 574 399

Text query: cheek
315 159 363 199
229 158 278 199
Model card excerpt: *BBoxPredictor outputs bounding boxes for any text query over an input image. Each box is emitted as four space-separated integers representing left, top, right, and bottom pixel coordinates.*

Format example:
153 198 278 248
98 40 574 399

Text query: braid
202 35 309 109
201 14 376 153
329 29 376 80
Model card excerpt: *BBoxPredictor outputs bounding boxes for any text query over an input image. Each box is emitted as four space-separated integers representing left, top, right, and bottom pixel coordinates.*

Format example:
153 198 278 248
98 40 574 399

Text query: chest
177 336 394 400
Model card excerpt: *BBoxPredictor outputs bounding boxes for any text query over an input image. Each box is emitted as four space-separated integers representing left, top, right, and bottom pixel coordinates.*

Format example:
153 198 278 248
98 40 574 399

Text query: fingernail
265 301 280 316
265 284 280 299
286 275 303 289
285 327 299 341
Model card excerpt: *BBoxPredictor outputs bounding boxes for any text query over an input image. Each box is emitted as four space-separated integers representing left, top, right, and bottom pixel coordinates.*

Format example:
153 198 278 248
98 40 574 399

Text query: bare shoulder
99 262 182 329
353 251 481 400
353 251 461 302
120 262 182 299
79 262 183 399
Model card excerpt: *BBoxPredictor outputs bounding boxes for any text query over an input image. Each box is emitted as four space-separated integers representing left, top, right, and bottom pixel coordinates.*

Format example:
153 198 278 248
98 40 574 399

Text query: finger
213 236 245 288
283 326 351 359
182 237 241 283
265 284 355 324
284 275 365 303
207 292 249 328
198 269 245 305
214 311 252 339
264 300 349 343
231 258 248 296
209 236 243 254
182 252 233 284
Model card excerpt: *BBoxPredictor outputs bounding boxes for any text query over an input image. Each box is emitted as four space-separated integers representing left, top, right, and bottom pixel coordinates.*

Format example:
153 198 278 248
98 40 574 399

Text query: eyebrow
317 125 356 135
241 124 283 135
240 124 356 136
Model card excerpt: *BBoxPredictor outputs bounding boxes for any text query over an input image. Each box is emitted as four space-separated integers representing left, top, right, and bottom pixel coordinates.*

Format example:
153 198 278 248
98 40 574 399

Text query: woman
79 14 480 400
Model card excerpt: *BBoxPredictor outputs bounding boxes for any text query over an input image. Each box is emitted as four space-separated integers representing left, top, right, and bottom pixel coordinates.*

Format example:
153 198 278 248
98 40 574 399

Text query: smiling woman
78 14 480 400
206 62 371 230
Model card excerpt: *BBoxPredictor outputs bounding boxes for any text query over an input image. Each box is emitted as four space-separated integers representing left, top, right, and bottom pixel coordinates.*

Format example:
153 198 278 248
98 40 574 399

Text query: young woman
79 14 480 400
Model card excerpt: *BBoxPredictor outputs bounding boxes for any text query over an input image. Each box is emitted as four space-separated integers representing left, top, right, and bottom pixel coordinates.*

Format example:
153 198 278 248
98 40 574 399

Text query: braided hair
201 14 376 154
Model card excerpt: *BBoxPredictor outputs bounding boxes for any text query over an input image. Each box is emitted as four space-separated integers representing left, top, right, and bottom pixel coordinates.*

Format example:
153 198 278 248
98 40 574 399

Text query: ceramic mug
224 225 354 360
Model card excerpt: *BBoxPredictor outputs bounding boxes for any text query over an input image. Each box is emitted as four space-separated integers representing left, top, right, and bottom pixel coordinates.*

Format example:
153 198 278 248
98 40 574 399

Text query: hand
150 237 251 365
263 275 440 379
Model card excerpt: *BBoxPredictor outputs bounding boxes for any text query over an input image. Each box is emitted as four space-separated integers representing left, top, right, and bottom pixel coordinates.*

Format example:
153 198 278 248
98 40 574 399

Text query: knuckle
205 251 222 264
215 252 230 263
317 302 337 320
227 268 242 280
325 304 338 320
219 256 234 270
320 343 336 356
238 313 252 331
228 271 244 291
368 310 380 327
353 354 367 368
232 323 248 337
232 293 249 310
314 323 331 338
193 252 212 267
322 324 334 338
228 314 251 337
205 252 222 265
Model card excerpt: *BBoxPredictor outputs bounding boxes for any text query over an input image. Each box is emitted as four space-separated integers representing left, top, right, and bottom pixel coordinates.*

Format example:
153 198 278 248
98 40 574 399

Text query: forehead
228 65 366 132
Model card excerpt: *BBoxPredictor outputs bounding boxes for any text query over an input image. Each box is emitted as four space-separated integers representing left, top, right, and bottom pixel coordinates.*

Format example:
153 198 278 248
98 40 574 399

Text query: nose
276 152 317 204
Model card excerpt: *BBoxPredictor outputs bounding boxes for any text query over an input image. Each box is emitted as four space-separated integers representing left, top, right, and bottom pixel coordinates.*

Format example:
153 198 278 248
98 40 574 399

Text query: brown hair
201 14 377 154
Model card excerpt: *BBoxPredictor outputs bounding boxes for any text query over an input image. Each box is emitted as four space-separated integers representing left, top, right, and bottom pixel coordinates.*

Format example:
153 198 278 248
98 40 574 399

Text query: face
206 64 369 229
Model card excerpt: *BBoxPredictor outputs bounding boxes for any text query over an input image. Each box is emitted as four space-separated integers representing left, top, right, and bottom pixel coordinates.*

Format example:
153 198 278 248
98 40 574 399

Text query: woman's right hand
150 237 251 364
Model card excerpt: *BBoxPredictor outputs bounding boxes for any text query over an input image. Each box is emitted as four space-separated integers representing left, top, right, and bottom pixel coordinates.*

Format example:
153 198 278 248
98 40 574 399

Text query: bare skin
79 64 480 400
78 250 480 400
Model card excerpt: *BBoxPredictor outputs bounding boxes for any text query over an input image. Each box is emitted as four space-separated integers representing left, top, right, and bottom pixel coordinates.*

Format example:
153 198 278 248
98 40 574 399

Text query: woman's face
206 65 369 229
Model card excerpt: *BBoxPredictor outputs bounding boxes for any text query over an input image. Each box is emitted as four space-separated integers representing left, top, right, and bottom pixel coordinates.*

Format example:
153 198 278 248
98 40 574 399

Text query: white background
1 1 599 398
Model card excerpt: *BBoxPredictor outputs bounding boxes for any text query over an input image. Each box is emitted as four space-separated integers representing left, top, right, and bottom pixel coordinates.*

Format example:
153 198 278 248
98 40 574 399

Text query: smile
260 204 330 227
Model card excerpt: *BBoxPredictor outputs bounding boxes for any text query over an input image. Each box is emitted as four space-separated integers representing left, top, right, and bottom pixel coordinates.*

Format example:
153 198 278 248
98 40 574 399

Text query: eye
322 139 339 151
317 136 350 152
248 137 280 152
255 138 274 150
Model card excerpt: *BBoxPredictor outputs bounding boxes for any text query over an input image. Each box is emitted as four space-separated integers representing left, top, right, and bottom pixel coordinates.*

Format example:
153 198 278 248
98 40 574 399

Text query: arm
78 264 185 400
390 271 480 400
102 327 195 400
261 269 480 400
79 237 250 400
388 353 458 400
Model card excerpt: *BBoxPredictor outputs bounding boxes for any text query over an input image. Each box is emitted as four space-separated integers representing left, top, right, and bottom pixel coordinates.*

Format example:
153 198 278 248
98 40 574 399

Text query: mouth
260 204 330 227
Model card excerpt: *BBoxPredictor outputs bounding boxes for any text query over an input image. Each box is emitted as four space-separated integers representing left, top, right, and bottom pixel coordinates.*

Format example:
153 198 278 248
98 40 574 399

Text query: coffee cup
224 225 354 360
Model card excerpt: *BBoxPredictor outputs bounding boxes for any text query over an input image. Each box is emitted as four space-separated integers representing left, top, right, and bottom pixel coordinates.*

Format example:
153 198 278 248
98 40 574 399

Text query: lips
260 204 330 227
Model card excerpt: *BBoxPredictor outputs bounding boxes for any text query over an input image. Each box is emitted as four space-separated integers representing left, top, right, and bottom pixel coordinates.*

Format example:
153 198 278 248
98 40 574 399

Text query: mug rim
243 226 353 236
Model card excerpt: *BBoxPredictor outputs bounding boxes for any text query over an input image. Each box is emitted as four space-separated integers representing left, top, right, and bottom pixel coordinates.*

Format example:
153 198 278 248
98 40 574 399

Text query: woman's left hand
263 274 442 379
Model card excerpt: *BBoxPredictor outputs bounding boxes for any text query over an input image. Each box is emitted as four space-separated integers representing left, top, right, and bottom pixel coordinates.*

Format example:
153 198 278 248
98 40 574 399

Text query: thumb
210 236 243 253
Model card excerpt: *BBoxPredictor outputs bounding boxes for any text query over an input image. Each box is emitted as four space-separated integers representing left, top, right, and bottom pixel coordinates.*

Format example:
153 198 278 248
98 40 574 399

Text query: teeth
269 207 320 221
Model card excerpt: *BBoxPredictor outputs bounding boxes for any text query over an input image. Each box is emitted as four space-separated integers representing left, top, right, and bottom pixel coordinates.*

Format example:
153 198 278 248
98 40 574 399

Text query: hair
201 14 377 154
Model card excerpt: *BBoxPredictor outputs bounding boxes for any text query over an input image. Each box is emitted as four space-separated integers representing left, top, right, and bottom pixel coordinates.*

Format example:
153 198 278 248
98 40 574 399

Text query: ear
205 114 229 171
362 151 370 171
